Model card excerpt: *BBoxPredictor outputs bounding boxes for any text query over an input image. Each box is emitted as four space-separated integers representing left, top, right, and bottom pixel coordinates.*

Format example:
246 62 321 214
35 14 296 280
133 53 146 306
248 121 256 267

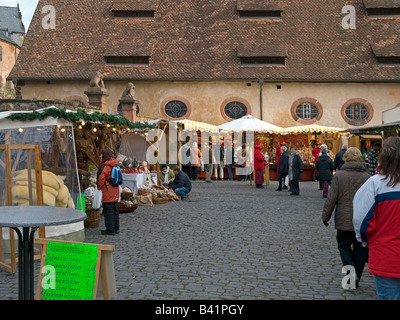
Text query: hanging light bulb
18 128 24 133
82 121 86 126
93 127 97 133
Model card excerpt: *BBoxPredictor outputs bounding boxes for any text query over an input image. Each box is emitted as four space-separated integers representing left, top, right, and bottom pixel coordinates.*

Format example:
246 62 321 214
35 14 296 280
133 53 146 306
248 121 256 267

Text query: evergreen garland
6 108 156 130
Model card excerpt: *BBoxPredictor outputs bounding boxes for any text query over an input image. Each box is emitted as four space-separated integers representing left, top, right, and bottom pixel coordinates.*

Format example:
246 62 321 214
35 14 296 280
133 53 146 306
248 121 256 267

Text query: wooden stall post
0 145 44 273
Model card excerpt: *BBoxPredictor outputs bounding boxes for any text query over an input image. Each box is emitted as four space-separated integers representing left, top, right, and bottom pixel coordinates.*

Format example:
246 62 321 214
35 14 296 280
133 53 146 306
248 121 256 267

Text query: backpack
109 165 123 186
98 164 123 188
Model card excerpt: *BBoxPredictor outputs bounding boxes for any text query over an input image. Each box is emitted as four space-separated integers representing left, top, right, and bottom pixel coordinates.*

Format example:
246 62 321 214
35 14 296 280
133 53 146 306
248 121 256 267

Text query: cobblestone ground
0 180 377 300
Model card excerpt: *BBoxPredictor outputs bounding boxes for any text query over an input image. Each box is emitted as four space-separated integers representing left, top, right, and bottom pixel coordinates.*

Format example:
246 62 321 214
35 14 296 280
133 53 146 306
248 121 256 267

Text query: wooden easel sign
36 239 115 300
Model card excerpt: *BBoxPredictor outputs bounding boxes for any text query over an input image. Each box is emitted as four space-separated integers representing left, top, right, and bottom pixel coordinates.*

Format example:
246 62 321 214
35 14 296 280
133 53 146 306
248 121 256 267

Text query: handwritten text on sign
42 242 99 300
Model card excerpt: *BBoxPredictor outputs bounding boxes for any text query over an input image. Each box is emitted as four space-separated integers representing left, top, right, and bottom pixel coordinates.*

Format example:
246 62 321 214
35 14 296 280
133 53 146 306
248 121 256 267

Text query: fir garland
6 108 156 130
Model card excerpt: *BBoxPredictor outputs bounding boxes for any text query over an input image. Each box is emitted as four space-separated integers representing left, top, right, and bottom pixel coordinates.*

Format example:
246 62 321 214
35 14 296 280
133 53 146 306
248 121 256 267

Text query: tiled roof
0 6 25 34
9 0 400 82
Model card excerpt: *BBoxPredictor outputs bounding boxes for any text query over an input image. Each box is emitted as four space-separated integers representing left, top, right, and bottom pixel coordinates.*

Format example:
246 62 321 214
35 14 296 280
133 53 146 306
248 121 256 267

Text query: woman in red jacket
254 141 266 189
97 148 120 235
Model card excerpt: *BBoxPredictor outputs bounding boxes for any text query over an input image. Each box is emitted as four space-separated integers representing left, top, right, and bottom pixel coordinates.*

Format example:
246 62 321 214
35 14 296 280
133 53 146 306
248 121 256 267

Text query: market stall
0 107 84 243
266 124 349 181
217 115 282 182
341 121 400 159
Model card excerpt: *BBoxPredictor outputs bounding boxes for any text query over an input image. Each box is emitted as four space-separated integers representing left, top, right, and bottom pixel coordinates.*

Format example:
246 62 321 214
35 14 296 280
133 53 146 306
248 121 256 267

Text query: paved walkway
0 180 377 300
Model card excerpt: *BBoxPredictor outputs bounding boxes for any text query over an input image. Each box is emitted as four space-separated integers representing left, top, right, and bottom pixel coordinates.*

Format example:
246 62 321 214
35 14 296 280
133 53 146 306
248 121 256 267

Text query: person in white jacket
353 136 400 300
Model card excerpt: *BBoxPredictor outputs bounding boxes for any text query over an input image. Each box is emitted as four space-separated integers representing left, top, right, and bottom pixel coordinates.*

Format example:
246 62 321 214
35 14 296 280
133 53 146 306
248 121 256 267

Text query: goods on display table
135 184 181 207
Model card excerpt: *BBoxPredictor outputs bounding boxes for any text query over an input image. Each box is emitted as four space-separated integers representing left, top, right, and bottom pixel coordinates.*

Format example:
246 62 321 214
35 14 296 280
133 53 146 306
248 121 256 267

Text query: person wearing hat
254 141 266 188
160 164 175 187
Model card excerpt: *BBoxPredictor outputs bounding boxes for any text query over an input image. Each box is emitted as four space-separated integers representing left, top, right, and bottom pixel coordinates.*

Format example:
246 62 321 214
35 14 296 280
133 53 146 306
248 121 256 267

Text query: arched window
160 97 191 120
164 100 188 119
224 101 248 120
341 99 373 126
290 98 323 124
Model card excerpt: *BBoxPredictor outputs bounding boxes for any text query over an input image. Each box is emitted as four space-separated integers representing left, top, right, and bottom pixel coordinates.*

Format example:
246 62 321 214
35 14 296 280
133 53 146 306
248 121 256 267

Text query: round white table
0 206 86 300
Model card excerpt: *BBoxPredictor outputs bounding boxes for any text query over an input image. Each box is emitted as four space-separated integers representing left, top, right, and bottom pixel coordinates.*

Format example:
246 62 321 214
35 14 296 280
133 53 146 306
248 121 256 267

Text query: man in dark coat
334 145 347 171
316 149 334 198
169 166 192 200
276 145 289 191
288 145 303 195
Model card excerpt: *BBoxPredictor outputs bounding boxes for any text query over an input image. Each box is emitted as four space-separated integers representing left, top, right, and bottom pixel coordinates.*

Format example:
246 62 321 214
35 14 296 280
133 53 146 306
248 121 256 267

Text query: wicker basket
117 201 139 213
152 196 170 204
84 209 101 228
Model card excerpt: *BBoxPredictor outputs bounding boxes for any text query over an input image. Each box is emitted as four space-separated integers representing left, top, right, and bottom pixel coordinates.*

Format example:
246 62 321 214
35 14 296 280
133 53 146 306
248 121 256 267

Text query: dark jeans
102 201 119 234
289 179 300 195
182 165 191 178
336 230 369 280
191 166 199 180
227 164 233 180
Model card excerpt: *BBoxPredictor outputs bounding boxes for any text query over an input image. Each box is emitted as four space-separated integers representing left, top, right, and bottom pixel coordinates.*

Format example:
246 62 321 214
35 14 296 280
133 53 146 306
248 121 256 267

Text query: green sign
42 241 99 300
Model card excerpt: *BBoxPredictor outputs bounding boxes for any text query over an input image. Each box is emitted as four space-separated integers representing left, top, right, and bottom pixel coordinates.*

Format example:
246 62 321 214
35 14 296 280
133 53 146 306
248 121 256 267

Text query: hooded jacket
97 158 120 203
353 174 400 278
322 162 370 231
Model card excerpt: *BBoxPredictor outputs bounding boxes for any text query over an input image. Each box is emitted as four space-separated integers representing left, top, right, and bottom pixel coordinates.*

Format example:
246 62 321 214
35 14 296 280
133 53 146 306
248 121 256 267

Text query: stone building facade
0 5 25 93
8 0 400 128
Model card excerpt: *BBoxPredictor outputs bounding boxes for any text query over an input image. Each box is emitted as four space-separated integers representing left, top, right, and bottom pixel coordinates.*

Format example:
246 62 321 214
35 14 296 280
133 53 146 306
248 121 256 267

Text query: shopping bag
76 193 85 213
284 175 289 187
92 186 103 210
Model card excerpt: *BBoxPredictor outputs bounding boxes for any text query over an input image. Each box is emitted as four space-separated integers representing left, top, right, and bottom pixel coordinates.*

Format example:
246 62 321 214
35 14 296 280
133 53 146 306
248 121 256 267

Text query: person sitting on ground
169 166 192 200
160 164 175 187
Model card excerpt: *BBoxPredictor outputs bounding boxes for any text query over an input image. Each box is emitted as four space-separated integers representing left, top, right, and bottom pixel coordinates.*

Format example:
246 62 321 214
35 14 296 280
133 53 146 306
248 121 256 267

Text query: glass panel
296 103 318 120
0 125 80 209
303 103 311 120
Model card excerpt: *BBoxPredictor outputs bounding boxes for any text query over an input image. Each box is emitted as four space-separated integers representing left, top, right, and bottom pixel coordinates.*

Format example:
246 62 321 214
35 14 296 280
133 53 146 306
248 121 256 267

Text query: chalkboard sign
36 239 115 300
42 242 99 300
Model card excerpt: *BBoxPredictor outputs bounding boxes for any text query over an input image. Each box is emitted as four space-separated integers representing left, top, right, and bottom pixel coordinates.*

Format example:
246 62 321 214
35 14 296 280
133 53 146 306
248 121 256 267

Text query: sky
0 0 39 31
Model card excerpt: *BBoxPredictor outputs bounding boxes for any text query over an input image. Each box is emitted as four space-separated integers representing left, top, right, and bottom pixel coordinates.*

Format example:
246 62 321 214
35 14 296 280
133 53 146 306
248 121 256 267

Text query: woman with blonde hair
322 147 370 288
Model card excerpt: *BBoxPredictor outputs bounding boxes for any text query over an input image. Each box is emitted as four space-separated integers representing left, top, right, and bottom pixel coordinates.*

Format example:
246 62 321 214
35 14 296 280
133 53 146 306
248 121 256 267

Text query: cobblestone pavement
0 180 378 300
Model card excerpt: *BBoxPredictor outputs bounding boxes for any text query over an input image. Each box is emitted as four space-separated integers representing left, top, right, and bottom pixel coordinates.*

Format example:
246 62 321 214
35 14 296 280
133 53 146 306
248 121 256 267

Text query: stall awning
277 124 349 135
180 119 219 133
217 115 282 133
